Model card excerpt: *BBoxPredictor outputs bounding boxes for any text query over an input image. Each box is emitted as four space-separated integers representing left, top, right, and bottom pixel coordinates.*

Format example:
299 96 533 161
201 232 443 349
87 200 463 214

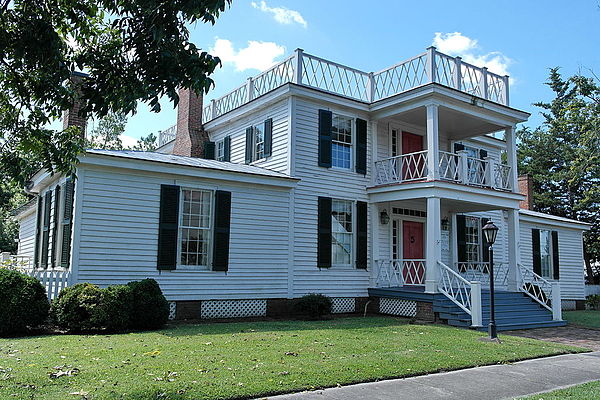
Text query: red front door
402 221 425 284
401 132 424 180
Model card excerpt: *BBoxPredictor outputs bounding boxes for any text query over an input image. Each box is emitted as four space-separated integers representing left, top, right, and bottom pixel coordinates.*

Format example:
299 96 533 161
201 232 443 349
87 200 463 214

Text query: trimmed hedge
294 293 332 319
0 269 50 336
51 279 168 333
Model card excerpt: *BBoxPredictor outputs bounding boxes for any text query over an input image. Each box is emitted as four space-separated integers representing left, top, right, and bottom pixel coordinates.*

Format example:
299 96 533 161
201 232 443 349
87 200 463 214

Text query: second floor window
331 114 353 169
216 140 225 161
253 124 265 161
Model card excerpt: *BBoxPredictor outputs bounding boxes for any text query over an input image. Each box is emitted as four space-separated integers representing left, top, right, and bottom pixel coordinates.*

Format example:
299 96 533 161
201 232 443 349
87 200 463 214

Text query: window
253 124 265 162
465 216 481 263
179 189 213 268
216 140 225 161
540 229 552 278
331 114 353 169
331 199 353 265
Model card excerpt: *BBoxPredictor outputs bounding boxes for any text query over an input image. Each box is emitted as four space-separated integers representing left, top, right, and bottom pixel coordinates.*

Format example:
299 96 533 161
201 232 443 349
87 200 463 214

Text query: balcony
373 150 513 191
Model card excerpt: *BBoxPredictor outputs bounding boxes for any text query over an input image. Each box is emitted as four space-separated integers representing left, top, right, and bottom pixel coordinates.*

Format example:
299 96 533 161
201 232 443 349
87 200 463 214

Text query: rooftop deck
202 46 510 123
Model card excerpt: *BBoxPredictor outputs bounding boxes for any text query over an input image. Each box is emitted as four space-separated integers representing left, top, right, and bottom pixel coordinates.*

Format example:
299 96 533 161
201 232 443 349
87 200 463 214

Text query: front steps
433 289 567 331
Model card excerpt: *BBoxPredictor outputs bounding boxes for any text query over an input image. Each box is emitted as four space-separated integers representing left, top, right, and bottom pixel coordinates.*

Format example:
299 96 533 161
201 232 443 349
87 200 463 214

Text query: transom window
331 199 353 266
253 124 265 162
216 140 225 161
180 189 212 268
331 114 353 169
540 229 552 278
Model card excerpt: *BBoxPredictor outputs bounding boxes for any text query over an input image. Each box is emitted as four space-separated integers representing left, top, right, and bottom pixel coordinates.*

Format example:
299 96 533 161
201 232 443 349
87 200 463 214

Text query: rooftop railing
157 124 177 148
202 46 510 122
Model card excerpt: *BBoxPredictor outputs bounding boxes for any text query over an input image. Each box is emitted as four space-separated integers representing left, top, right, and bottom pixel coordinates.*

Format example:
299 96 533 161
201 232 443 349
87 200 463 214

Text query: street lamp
482 220 499 340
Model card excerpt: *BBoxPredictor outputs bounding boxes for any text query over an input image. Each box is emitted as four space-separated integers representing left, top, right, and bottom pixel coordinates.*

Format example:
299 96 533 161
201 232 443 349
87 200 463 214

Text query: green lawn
564 310 600 329
0 317 584 400
520 380 600 399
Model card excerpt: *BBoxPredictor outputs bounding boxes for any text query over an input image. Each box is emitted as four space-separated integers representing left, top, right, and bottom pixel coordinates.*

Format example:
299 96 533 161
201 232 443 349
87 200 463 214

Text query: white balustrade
437 260 482 326
375 259 426 288
457 262 509 289
493 163 512 191
438 151 460 181
374 151 428 185
518 264 560 319
157 125 177 147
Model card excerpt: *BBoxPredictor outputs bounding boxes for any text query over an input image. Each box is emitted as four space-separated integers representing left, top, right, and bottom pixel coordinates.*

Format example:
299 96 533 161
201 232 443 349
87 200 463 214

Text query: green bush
51 283 106 332
0 269 49 336
127 279 169 330
586 294 600 310
294 293 332 319
100 285 134 331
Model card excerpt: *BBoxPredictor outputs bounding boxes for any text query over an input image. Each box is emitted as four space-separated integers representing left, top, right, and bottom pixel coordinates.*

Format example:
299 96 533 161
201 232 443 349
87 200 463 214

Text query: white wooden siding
17 212 36 259
75 167 292 301
291 98 371 297
520 220 586 300
208 98 289 174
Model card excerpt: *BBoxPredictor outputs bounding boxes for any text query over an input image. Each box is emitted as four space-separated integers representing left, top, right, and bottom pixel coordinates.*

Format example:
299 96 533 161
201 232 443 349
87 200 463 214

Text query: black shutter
454 143 465 152
212 190 231 272
355 118 367 174
157 185 180 271
552 231 560 280
33 196 43 267
264 118 273 158
223 136 231 162
356 201 368 269
318 109 332 168
317 197 332 268
204 141 215 160
479 149 488 159
532 228 541 276
456 215 467 265
40 191 52 269
60 178 75 268
481 218 490 263
51 185 61 268
245 127 253 164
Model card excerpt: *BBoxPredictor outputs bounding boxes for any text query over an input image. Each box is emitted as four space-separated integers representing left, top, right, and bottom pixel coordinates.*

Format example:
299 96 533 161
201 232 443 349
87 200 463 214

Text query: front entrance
392 219 425 285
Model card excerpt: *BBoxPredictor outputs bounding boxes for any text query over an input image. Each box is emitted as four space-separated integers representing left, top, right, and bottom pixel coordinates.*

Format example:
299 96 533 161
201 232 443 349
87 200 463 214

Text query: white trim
69 168 85 285
519 209 591 230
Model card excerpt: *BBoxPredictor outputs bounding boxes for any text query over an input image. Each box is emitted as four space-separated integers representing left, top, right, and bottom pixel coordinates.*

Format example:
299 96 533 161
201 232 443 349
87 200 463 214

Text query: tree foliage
518 68 600 280
0 0 229 184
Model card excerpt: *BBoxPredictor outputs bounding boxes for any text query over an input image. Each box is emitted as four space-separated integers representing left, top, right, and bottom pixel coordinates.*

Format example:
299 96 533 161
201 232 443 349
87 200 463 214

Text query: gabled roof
84 149 295 180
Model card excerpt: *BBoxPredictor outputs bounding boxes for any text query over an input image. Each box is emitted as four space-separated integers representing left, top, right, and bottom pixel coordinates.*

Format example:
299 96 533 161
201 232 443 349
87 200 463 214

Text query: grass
520 380 600 399
0 317 585 400
564 310 600 329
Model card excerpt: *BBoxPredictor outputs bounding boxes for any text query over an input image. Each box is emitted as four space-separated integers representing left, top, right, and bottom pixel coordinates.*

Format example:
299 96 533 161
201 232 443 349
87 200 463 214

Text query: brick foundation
174 300 201 320
415 301 437 322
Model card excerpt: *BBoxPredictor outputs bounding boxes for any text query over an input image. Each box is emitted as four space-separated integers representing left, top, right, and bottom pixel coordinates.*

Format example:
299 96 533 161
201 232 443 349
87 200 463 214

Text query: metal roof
519 209 591 228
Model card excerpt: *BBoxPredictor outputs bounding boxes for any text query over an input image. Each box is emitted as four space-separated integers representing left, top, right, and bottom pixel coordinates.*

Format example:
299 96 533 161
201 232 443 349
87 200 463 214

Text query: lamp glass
380 210 390 225
482 220 499 245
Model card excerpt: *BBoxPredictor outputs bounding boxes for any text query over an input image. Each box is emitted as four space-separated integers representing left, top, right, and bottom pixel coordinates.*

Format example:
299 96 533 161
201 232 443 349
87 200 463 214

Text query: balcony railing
374 150 513 191
203 47 510 122
374 259 426 288
157 125 177 148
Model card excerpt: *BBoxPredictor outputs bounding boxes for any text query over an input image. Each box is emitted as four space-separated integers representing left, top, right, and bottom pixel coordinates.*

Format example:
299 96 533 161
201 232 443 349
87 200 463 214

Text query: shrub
100 285 134 331
127 279 169 330
294 293 332 319
586 294 600 310
0 269 49 336
51 283 106 332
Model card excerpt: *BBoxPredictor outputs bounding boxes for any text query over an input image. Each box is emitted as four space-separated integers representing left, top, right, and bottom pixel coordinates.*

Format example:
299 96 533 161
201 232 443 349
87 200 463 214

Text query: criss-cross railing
157 125 177 147
374 151 428 185
458 262 509 289
374 259 426 288
518 264 553 311
493 163 512 191
438 151 460 181
437 260 482 326
201 47 510 122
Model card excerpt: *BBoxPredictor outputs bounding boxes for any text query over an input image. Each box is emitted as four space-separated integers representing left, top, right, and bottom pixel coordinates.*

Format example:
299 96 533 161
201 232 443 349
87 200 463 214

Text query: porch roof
519 209 591 230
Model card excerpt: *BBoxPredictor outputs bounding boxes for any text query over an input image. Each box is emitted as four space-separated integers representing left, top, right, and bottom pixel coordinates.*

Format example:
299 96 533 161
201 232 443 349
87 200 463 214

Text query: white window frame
331 113 354 170
177 187 215 271
331 198 354 268
539 229 554 279
250 123 266 163
216 139 225 161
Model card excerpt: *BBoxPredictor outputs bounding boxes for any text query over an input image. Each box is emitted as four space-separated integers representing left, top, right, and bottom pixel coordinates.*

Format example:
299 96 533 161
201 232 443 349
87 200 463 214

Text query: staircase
434 289 567 331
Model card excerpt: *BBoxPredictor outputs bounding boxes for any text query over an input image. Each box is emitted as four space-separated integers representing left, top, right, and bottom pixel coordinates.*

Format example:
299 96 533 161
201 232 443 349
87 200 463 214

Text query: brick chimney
172 88 209 158
518 175 534 210
62 71 88 135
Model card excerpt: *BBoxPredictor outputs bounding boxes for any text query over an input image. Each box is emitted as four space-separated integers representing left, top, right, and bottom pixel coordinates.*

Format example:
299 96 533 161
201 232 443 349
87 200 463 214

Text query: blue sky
117 0 600 145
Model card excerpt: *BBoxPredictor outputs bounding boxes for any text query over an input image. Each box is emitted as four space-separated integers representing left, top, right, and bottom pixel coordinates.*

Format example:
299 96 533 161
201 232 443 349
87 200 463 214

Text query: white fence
202 47 510 122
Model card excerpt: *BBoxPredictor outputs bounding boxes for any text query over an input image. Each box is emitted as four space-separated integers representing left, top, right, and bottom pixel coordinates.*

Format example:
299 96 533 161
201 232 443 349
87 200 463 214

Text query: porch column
370 202 381 287
426 103 440 181
505 125 518 192
425 196 442 293
506 208 520 291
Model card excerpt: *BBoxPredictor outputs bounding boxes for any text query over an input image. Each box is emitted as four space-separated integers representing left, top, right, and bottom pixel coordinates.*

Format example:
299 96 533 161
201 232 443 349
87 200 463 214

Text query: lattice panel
302 54 370 101
201 300 267 319
379 298 417 317
331 298 356 314
373 53 428 100
168 302 177 321
562 300 576 311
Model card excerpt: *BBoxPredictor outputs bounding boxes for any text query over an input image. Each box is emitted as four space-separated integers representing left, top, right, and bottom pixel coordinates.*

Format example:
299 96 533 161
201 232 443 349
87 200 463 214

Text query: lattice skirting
562 300 577 311
379 298 417 317
331 298 356 314
168 302 177 320
200 299 267 319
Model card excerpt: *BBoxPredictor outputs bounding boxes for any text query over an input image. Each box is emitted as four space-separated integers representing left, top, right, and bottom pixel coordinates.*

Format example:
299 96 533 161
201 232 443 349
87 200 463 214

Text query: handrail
374 259 426 288
374 150 428 185
518 264 553 312
437 260 473 315
157 125 177 147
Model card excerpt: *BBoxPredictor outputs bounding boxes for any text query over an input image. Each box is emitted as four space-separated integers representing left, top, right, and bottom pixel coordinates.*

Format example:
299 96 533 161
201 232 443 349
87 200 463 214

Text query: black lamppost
482 220 499 340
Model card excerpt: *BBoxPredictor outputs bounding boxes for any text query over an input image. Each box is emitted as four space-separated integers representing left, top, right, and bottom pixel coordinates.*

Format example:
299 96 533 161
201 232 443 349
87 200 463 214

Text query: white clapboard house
14 47 590 329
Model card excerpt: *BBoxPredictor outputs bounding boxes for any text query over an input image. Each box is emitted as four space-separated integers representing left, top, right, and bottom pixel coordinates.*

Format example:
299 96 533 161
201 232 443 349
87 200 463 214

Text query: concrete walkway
260 352 600 400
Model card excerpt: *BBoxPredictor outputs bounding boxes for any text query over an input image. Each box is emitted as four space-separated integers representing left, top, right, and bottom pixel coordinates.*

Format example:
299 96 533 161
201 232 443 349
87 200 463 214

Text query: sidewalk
261 352 600 400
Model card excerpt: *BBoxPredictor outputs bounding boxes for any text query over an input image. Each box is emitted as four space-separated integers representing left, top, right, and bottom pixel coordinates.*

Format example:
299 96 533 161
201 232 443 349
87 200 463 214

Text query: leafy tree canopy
518 68 600 278
0 0 229 184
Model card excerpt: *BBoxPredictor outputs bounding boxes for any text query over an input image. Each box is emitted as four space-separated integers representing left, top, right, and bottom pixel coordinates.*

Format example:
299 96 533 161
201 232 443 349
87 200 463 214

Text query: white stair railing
458 262 509 289
437 260 482 327
518 264 561 320
374 150 428 185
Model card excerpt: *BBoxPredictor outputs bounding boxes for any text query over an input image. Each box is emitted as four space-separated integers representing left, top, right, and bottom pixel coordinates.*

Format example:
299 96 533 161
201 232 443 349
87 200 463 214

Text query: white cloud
210 38 286 72
433 32 512 78
120 134 138 148
251 1 307 28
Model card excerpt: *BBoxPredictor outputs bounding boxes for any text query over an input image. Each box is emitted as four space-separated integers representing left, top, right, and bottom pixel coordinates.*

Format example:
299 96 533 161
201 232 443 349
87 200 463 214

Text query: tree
1 0 229 185
518 68 600 282
87 112 127 150
132 133 158 152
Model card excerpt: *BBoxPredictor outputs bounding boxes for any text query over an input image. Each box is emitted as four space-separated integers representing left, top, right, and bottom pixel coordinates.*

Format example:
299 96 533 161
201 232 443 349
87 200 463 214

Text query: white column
292 48 304 85
370 202 381 287
552 282 562 321
425 196 442 293
470 282 483 327
371 120 379 186
505 125 518 192
426 103 440 181
507 208 520 291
